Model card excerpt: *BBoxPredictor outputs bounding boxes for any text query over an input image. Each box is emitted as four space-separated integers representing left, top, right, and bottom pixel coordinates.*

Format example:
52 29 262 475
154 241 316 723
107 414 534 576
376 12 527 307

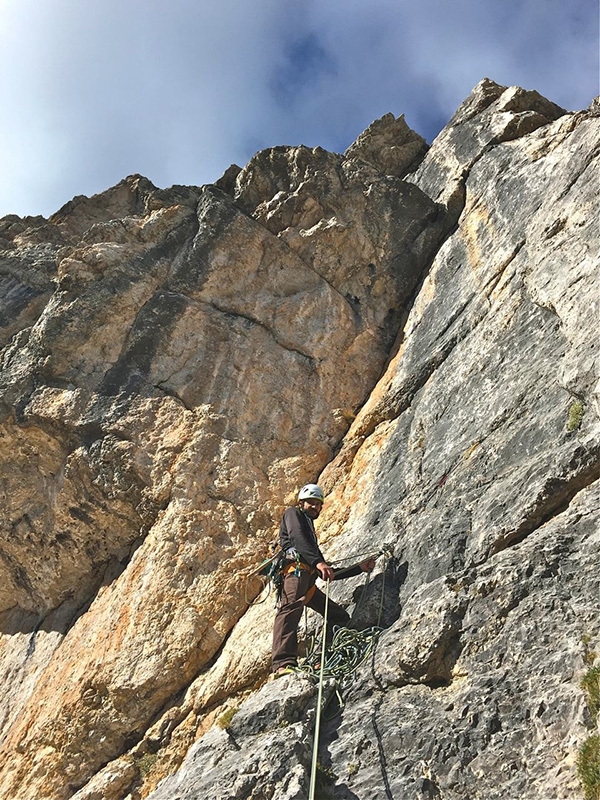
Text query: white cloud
0 0 597 218
0 0 290 215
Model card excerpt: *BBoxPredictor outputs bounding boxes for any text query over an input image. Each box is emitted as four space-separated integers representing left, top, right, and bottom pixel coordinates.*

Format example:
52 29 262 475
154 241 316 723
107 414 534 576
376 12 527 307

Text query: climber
271 483 375 674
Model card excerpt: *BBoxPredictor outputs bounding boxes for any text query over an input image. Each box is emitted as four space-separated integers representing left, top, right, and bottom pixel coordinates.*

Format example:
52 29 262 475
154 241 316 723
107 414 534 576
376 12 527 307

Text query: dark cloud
0 0 597 217
271 33 337 107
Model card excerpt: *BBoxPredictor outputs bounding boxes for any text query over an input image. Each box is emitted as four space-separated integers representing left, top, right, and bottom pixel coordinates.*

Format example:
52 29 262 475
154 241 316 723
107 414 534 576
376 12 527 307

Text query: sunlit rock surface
0 79 598 800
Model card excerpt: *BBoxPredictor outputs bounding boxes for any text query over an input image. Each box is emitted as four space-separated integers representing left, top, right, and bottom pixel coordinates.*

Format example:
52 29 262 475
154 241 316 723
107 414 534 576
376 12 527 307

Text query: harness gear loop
243 548 285 606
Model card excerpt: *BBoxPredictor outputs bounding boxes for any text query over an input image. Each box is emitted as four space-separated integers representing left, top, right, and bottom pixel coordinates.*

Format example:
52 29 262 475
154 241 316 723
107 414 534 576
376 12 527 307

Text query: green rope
296 550 392 794
298 624 382 707
294 548 391 709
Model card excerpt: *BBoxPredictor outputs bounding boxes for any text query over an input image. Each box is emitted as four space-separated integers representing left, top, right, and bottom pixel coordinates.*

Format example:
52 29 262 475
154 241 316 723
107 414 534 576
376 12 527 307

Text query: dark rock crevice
479 239 526 301
153 382 193 412
489 455 600 556
204 298 317 364
553 139 600 203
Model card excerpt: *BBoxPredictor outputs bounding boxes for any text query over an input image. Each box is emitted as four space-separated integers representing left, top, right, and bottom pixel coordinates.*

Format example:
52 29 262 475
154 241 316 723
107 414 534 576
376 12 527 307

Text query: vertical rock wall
0 114 443 798
0 80 598 800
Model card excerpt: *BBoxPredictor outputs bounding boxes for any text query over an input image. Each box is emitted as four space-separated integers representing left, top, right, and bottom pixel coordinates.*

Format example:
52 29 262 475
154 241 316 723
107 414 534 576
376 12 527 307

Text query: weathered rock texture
0 79 598 800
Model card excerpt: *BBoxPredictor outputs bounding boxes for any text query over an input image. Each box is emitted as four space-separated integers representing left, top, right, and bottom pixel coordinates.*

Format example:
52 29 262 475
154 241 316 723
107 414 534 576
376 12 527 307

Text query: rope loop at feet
291 624 382 709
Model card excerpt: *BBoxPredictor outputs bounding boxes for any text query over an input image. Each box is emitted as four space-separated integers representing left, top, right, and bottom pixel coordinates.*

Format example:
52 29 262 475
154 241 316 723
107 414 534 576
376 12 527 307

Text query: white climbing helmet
298 483 325 503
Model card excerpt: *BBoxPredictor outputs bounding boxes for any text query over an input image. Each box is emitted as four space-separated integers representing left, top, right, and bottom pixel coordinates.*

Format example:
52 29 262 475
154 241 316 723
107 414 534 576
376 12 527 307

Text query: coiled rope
302 548 392 799
296 546 391 690
299 623 383 717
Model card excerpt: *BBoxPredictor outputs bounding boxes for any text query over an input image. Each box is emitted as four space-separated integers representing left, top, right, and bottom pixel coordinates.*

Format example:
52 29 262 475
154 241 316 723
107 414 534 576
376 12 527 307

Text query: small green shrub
582 666 600 719
578 735 600 800
567 399 585 432
137 752 158 779
317 761 337 781
216 705 238 730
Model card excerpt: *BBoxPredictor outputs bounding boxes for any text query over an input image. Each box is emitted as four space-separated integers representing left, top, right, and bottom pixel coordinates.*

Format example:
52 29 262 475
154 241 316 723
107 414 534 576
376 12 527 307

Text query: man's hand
360 557 376 573
316 561 335 582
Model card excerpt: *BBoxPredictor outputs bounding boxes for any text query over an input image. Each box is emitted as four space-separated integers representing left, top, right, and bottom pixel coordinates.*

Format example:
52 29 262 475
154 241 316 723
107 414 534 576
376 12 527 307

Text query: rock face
0 79 598 800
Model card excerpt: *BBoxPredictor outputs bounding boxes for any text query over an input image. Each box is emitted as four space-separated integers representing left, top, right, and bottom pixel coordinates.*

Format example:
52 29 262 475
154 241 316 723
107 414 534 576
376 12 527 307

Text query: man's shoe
269 665 297 680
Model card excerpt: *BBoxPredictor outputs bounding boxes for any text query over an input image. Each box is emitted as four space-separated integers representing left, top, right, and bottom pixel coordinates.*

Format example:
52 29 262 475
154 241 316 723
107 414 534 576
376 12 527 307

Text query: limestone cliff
0 79 598 800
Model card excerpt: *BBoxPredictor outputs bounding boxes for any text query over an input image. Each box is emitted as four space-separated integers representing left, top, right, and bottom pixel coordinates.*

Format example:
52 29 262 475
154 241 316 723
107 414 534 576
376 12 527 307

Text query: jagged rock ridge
0 79 598 800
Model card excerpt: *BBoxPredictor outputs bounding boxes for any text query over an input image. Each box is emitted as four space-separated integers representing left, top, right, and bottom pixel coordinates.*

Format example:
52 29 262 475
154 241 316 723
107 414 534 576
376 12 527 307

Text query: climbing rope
308 578 330 800
299 624 383 711
297 544 392 687
337 542 393 628
300 546 393 799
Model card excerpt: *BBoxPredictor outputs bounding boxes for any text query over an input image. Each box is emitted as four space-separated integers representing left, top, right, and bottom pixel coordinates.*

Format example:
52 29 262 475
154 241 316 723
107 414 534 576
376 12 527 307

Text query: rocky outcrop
0 79 598 800
0 104 449 799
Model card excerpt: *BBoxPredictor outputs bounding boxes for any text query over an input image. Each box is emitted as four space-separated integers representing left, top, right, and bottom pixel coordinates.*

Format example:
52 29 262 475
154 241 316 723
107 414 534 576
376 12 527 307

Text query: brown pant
271 569 350 672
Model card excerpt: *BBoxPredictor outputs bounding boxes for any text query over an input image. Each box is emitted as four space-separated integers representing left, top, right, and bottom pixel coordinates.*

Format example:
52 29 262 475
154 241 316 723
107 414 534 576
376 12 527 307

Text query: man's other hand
316 562 335 581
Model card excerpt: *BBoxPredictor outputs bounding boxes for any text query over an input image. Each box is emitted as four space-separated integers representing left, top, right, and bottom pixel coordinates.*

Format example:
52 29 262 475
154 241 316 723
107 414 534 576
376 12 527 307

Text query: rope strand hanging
308 578 330 800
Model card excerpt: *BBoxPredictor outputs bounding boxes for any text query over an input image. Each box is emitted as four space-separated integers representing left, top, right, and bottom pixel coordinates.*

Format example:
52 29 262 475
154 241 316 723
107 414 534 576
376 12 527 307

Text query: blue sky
0 0 597 218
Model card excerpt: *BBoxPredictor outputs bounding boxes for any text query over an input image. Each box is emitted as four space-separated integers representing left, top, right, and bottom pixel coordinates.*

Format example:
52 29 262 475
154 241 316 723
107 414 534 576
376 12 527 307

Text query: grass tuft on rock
216 705 239 730
582 666 600 719
567 399 585 431
578 735 600 800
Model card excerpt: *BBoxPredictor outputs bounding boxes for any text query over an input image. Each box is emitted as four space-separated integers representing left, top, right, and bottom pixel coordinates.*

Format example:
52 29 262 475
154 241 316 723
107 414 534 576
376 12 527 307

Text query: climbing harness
282 558 314 578
244 543 323 607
